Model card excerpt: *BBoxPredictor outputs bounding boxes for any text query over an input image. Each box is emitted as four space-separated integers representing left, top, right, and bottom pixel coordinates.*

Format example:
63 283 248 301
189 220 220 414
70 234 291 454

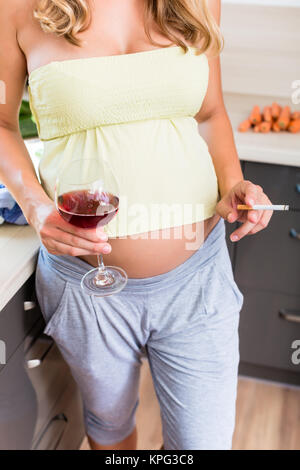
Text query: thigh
35 250 144 429
146 247 243 450
147 323 239 450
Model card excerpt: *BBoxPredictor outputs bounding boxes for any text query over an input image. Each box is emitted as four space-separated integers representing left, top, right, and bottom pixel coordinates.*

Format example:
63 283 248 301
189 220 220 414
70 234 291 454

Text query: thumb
217 197 239 223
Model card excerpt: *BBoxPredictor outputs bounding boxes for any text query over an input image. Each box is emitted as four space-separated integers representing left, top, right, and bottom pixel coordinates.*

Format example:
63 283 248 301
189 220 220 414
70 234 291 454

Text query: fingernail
102 244 111 254
227 212 233 222
99 233 108 241
231 234 239 242
248 198 255 206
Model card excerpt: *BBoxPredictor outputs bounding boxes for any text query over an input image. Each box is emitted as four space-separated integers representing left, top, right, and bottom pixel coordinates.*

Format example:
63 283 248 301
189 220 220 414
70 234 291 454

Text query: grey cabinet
34 380 84 450
0 276 41 372
235 162 300 295
0 332 38 450
0 275 85 449
235 161 300 385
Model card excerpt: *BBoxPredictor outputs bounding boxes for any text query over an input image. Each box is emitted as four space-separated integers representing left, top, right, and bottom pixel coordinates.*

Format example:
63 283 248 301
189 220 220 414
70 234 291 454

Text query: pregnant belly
79 214 220 278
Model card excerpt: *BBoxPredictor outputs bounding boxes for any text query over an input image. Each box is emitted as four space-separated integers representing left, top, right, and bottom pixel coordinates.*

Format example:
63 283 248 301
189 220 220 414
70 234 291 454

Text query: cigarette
237 204 289 211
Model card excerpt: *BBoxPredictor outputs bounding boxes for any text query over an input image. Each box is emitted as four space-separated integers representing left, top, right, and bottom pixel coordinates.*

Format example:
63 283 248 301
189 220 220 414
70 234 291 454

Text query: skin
0 0 273 449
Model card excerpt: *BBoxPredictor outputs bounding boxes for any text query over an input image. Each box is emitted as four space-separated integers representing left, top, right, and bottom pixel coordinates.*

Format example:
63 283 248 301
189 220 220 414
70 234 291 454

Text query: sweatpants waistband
39 217 226 293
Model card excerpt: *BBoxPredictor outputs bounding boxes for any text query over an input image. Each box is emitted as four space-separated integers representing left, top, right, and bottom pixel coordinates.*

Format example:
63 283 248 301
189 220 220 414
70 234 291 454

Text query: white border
222 0 300 7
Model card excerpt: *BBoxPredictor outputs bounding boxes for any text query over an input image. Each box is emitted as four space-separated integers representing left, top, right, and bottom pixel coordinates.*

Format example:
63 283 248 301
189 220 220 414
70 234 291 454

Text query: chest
19 2 175 76
28 47 209 140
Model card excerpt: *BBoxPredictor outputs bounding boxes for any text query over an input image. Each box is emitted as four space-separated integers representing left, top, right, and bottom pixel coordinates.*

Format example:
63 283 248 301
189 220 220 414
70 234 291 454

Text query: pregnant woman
0 0 272 450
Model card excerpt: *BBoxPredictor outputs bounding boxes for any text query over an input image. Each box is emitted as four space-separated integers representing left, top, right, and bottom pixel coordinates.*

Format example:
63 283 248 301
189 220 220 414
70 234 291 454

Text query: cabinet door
235 161 300 377
235 162 300 296
0 316 83 450
239 287 300 376
25 326 73 442
0 275 41 370
0 333 39 450
33 379 85 451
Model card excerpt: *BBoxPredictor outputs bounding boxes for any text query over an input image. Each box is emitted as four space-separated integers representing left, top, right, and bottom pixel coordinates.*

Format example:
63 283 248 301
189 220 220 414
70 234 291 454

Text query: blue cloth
35 218 244 450
0 184 28 225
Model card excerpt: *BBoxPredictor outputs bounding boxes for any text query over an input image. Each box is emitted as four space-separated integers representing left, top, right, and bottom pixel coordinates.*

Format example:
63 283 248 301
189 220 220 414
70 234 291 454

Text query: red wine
57 190 119 229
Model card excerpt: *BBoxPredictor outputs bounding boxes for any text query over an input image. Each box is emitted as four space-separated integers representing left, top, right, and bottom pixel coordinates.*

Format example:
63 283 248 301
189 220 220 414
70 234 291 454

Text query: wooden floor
80 360 300 451
233 377 300 450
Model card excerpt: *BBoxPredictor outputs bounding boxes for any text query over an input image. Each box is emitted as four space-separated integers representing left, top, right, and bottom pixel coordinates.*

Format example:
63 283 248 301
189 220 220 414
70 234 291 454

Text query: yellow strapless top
28 45 219 237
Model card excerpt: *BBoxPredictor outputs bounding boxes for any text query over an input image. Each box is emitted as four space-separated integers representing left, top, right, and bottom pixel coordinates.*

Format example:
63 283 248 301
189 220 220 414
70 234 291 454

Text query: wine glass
55 158 128 296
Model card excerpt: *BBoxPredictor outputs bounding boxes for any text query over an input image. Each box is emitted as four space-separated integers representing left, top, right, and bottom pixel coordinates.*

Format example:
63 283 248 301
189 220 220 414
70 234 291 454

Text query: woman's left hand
216 179 273 242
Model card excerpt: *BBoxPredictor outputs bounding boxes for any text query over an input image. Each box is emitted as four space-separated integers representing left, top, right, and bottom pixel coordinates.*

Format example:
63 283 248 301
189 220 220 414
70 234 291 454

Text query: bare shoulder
0 0 37 27
0 0 37 11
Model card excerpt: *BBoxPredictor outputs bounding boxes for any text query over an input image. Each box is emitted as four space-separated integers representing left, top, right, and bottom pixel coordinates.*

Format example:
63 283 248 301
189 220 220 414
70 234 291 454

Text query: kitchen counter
0 224 40 312
0 139 42 312
223 92 300 168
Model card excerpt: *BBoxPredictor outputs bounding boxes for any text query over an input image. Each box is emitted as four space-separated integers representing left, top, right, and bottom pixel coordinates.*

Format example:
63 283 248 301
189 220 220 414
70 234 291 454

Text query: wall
220 1 300 98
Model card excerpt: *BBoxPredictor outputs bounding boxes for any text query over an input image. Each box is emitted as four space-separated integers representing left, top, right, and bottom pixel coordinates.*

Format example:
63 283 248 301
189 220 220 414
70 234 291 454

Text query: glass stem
97 254 105 272
94 253 114 287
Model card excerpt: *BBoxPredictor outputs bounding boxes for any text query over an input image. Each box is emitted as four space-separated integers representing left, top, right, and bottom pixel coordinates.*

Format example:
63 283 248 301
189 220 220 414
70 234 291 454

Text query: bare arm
195 0 243 197
0 1 49 215
0 1 110 255
195 0 272 241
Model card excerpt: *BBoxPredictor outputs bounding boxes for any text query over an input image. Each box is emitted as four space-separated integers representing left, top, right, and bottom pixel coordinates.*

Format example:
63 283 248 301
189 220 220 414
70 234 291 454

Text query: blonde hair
34 0 223 55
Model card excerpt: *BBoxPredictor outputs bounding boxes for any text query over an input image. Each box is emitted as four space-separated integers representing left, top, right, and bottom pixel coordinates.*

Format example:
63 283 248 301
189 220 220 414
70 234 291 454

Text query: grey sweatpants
35 218 243 450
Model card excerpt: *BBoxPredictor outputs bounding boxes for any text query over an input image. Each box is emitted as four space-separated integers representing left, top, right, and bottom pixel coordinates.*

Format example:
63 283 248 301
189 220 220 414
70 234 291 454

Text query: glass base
81 266 128 297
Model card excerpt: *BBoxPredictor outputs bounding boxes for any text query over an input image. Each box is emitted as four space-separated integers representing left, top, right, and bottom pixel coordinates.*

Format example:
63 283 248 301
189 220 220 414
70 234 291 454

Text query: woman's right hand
28 200 112 256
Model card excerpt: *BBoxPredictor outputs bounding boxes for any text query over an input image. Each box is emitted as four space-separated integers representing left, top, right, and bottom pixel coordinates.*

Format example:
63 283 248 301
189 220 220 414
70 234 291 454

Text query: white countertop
224 93 300 167
0 224 40 311
0 139 42 311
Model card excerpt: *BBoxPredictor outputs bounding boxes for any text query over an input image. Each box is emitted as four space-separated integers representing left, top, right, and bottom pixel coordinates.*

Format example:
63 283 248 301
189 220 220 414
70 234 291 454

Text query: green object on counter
19 100 31 116
19 99 38 138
